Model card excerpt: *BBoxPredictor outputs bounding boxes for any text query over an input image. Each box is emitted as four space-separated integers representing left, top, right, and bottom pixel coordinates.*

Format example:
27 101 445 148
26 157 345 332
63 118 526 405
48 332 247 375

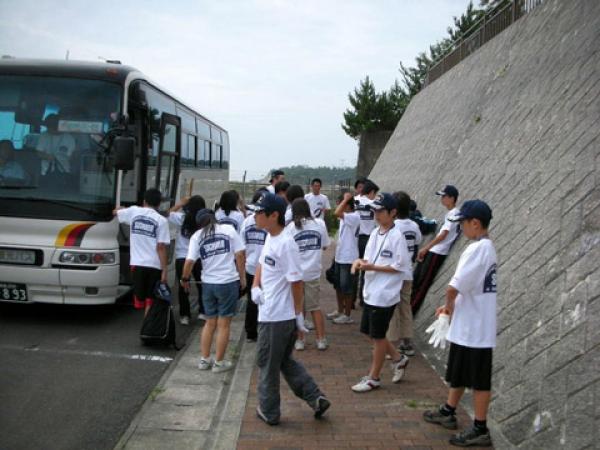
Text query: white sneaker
326 310 341 319
197 313 208 321
198 357 212 370
179 316 190 325
294 339 305 351
333 314 354 324
305 319 315 330
316 338 329 351
391 355 410 383
351 376 381 393
212 360 234 373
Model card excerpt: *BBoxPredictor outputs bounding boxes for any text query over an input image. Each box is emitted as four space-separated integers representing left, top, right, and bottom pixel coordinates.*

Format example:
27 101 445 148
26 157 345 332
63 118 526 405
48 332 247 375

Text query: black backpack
140 283 179 349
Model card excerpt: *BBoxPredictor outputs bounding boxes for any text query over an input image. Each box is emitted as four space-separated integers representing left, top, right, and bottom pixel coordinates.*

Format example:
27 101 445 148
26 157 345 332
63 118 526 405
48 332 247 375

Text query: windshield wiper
10 197 107 215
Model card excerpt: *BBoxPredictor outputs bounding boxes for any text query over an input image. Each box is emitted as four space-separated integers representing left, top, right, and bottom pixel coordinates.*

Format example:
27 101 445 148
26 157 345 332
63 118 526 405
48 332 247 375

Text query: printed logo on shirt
313 208 323 218
218 217 239 232
381 249 393 258
294 230 322 252
245 226 267 245
357 205 374 221
264 256 276 266
131 217 158 238
483 263 497 293
404 231 417 252
199 234 231 260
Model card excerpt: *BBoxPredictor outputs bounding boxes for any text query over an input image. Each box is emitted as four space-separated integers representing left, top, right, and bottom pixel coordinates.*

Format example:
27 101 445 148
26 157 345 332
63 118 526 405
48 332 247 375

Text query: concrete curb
113 302 255 450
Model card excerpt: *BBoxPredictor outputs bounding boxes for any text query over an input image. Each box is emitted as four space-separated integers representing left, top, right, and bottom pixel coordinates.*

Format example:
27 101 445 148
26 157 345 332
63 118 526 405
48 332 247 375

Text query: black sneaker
256 406 279 426
449 425 492 447
423 407 458 429
313 396 331 419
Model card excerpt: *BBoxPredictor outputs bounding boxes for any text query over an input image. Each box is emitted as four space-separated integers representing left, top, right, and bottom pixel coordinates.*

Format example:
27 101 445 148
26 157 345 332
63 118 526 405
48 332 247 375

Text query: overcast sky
0 0 469 180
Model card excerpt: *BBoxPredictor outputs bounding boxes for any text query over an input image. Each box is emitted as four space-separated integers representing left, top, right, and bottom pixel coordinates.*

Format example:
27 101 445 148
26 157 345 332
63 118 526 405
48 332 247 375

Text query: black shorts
131 266 161 310
360 303 396 339
445 342 493 391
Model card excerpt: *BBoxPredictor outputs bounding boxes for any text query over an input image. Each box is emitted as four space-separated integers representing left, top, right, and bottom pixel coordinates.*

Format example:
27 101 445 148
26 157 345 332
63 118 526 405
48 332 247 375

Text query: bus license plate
0 282 28 302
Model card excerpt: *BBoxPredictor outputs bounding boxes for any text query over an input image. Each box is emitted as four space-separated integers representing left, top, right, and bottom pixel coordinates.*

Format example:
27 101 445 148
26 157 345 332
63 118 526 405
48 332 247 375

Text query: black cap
195 208 215 225
371 192 397 211
254 192 287 216
436 185 459 199
269 169 284 181
449 199 492 223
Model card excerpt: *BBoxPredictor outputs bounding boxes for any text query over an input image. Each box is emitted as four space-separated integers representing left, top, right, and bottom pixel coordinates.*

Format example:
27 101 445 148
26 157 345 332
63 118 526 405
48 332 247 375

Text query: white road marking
0 344 173 363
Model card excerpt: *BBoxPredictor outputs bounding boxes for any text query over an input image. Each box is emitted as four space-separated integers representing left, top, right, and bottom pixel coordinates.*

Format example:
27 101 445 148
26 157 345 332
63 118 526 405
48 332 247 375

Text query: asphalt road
0 298 196 450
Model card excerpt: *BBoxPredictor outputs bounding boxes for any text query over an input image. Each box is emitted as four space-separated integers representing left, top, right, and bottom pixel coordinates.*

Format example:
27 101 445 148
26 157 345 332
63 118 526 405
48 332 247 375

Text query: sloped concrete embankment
369 0 600 448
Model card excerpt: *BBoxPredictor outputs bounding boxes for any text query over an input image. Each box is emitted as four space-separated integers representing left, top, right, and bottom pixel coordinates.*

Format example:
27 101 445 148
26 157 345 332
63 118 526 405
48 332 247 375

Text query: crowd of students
114 170 497 448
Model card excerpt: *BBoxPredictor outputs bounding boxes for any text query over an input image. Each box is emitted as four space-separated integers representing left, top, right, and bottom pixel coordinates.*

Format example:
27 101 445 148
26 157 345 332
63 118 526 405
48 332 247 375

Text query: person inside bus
0 140 28 182
36 113 76 173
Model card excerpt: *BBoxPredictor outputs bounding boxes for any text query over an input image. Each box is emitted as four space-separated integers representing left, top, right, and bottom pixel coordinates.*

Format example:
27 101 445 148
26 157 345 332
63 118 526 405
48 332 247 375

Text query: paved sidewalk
114 311 254 450
237 253 494 450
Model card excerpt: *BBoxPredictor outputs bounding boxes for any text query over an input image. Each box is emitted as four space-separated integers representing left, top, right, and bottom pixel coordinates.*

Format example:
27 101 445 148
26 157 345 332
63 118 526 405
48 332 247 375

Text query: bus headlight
59 251 116 265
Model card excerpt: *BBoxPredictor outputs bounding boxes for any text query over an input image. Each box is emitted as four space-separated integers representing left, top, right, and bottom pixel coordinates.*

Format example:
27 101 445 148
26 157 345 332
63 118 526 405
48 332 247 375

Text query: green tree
342 76 380 139
447 1 485 40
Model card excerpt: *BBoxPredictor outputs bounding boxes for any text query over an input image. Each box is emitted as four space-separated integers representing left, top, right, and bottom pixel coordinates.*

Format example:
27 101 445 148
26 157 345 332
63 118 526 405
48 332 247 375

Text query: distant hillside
260 165 356 185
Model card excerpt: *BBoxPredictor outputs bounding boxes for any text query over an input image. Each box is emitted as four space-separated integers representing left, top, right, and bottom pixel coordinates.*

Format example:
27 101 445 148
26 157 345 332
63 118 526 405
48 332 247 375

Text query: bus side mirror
113 137 135 170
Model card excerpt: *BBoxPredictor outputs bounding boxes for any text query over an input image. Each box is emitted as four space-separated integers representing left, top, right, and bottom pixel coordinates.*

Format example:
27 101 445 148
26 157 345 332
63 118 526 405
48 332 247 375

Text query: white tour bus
0 59 230 304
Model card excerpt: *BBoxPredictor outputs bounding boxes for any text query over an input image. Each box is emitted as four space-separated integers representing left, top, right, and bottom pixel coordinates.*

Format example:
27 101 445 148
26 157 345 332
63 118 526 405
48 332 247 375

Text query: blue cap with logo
436 185 459 199
254 192 287 216
449 199 492 223
371 192 397 211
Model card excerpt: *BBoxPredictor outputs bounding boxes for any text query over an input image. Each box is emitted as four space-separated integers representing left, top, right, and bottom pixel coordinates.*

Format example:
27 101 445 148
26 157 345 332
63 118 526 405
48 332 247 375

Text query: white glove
251 287 264 305
426 314 450 349
295 313 309 333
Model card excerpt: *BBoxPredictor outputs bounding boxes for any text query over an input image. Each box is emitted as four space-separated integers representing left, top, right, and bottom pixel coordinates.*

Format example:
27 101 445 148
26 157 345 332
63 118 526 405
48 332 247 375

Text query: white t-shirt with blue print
285 218 330 281
117 206 170 270
447 238 497 348
186 224 245 284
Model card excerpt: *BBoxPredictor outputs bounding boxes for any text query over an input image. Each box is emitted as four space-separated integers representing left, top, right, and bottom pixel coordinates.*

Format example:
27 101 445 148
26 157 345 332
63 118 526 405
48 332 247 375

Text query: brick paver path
237 249 493 450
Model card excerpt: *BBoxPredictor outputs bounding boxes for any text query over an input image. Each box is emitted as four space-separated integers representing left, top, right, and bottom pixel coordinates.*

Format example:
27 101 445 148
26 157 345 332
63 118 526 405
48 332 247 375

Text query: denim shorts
333 262 356 295
202 281 240 318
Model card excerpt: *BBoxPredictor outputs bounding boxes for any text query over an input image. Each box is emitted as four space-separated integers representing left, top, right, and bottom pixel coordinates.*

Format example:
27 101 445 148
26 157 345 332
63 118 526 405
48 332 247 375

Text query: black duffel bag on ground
140 282 179 349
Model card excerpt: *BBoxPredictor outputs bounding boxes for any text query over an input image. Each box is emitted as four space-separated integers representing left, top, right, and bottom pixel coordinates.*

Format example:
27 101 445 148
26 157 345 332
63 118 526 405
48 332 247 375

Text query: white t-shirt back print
286 218 330 281
241 213 268 276
117 206 170 270
186 224 245 284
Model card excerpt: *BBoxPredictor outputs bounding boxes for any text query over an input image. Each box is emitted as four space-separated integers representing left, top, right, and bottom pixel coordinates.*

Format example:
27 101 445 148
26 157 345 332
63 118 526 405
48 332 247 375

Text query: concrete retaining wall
369 1 599 448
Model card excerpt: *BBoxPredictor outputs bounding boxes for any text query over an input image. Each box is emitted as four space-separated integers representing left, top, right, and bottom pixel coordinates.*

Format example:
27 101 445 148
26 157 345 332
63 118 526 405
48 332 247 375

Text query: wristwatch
180 277 190 285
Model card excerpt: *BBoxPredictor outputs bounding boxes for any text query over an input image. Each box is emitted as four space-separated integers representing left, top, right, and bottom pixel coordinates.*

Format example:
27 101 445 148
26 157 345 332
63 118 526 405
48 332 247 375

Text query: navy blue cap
449 199 492 223
372 192 397 211
195 208 215 225
254 192 287 216
436 185 459 199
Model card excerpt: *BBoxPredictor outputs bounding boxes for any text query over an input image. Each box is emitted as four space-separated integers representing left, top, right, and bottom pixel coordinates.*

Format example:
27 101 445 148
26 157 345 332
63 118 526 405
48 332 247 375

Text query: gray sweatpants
256 319 323 422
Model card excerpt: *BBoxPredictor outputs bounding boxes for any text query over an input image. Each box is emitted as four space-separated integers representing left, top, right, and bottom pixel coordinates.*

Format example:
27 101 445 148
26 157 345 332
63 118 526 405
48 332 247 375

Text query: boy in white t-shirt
114 188 170 316
355 180 379 305
411 185 461 315
251 193 330 425
304 178 331 219
423 200 496 448
350 193 412 393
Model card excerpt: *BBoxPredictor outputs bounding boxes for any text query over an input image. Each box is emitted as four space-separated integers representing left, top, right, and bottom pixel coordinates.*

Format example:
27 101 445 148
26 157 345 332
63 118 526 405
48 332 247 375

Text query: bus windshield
0 75 122 221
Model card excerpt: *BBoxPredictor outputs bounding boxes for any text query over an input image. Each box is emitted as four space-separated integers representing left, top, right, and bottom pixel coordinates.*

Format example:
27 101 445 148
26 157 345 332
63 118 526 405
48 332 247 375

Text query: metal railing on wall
424 0 545 86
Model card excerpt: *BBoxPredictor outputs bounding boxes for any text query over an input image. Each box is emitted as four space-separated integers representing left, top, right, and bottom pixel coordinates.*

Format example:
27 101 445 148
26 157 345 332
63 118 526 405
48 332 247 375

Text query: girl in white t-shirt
329 192 361 324
215 190 245 233
168 195 206 325
182 209 246 373
286 198 331 351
